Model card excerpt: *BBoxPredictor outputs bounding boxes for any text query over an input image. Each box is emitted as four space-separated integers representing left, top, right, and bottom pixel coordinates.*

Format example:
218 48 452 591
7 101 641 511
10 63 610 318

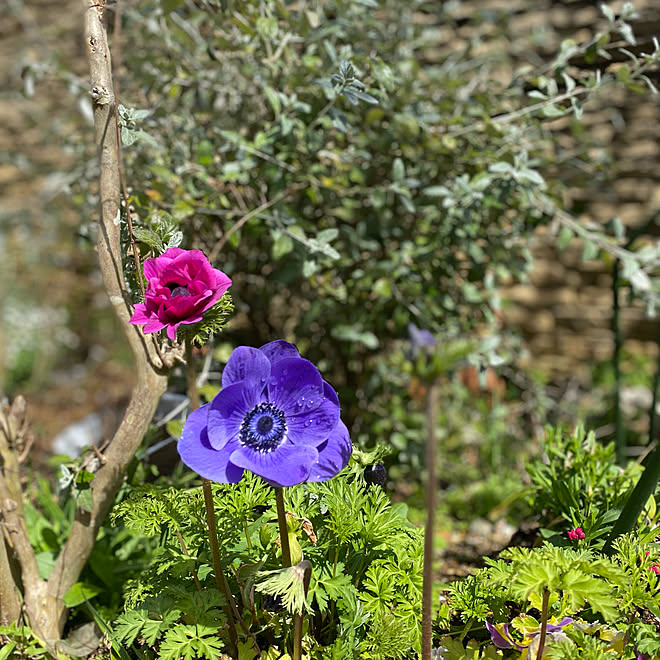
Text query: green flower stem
243 517 253 551
202 478 239 653
275 487 303 660
422 383 438 660
276 487 292 567
185 341 259 654
536 588 550 660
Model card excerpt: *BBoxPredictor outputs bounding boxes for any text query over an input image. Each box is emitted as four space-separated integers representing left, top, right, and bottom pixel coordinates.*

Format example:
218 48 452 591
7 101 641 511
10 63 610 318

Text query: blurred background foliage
1 0 659 514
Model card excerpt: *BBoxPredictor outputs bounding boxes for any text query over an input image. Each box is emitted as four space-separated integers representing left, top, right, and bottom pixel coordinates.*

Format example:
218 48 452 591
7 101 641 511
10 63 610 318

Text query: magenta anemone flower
129 247 232 340
177 341 352 487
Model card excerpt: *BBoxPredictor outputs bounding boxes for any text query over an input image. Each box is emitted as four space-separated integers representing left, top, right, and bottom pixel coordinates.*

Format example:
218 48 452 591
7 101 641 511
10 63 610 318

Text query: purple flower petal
268 358 325 419
177 404 244 482
306 421 352 482
207 382 257 450
485 621 516 649
286 382 340 446
222 346 271 391
259 340 301 364
546 617 573 632
229 443 319 487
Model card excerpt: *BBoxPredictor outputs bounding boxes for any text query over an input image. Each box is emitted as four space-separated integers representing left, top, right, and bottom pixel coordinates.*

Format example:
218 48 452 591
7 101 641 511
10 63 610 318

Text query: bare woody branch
39 0 171 630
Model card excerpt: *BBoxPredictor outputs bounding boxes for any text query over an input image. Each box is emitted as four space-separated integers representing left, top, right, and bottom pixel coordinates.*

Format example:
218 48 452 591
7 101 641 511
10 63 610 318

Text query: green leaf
76 488 94 513
392 157 405 182
166 419 184 439
0 643 16 660
133 228 164 251
316 228 339 243
35 550 56 579
121 126 136 146
172 200 195 220
331 324 379 349
557 226 574 250
600 4 615 22
263 85 281 116
63 582 103 607
272 233 294 260
199 384 220 402
581 239 599 261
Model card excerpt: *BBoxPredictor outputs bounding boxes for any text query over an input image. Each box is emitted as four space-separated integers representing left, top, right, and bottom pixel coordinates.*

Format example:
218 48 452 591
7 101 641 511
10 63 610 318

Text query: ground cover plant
1 1 660 659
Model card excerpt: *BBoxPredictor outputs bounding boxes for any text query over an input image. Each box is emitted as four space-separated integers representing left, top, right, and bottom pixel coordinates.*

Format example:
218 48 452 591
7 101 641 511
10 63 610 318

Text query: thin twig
208 185 303 261
421 383 437 660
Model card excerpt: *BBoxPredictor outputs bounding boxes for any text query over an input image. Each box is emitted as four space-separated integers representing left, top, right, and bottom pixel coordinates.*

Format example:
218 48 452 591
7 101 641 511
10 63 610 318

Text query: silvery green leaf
302 260 318 278
600 4 615 23
133 130 159 148
341 88 359 105
316 228 338 243
423 185 450 197
392 157 405 182
133 228 164 251
630 268 651 292
329 109 349 133
543 103 567 117
59 464 74 490
561 72 576 92
581 239 599 261
353 89 379 104
165 231 183 249
121 126 136 146
609 216 625 240
618 23 636 46
489 161 512 174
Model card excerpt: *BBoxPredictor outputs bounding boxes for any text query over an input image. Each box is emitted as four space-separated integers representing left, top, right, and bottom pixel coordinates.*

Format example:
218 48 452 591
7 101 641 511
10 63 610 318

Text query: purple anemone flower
129 247 232 341
407 323 437 362
177 341 352 487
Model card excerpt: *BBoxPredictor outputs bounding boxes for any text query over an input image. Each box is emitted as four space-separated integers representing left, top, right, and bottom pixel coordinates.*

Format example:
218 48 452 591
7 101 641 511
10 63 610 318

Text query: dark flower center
165 282 192 297
239 402 287 453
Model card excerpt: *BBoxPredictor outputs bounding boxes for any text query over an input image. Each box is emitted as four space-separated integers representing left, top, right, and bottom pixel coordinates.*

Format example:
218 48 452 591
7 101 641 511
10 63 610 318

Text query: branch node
90 84 113 105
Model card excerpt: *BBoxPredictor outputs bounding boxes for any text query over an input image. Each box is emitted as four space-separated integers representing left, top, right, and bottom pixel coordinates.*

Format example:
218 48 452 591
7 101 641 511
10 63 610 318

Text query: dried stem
536 588 551 660
0 534 21 626
421 383 438 660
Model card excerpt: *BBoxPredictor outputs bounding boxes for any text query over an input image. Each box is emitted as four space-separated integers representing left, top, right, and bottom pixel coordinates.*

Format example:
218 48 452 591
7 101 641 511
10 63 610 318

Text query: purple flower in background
177 341 352 487
407 323 436 357
129 247 232 340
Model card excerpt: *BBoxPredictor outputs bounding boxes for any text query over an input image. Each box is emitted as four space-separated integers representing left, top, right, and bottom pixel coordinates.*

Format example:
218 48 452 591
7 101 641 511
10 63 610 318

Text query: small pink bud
568 527 585 540
649 564 660 575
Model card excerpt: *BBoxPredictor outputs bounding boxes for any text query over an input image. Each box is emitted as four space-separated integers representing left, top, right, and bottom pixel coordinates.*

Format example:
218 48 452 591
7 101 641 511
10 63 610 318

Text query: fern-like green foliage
489 544 628 622
445 533 660 659
109 458 422 659
180 295 234 347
